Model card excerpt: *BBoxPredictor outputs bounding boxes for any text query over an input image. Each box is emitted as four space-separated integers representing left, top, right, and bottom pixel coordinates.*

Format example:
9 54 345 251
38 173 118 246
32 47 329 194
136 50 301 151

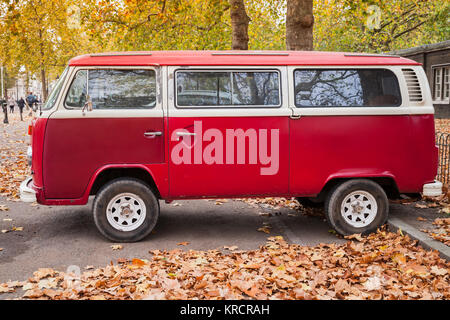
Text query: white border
39 64 435 119
168 66 291 117
174 68 282 109
289 65 434 116
42 65 163 119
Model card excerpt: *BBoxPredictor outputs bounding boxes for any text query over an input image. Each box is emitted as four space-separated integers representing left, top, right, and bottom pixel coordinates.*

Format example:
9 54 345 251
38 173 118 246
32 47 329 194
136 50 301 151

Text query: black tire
296 197 323 208
324 179 388 236
93 178 159 242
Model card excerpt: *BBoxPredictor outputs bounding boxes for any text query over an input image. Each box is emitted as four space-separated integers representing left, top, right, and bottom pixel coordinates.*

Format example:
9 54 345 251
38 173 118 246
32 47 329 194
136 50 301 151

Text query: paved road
0 197 344 285
0 195 445 298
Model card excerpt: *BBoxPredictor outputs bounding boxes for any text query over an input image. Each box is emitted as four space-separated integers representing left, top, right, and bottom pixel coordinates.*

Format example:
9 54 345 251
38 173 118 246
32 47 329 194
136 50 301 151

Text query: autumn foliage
0 0 448 96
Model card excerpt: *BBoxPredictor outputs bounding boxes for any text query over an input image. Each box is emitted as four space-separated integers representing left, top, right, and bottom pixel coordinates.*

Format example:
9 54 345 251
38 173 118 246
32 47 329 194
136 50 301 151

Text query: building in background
6 74 42 102
392 40 450 119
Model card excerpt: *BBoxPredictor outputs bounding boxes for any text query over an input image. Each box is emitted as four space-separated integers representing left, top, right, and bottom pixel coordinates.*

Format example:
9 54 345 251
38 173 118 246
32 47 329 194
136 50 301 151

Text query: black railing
436 132 450 185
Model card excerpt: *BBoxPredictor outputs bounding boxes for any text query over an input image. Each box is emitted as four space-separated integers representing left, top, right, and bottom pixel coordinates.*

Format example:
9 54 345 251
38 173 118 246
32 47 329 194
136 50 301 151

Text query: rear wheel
324 179 388 236
93 178 159 242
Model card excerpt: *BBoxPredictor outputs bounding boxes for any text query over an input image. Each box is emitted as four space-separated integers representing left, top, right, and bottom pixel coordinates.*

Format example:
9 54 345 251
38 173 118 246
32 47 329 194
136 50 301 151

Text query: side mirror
82 95 93 115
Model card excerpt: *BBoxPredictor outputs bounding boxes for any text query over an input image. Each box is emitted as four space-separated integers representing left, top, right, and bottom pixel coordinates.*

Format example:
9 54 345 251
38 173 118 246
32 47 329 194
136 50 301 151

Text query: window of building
433 66 450 103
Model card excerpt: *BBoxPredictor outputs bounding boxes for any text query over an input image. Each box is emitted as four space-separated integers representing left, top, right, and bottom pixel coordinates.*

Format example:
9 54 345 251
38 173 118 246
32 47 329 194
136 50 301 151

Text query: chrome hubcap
106 193 146 231
341 191 377 228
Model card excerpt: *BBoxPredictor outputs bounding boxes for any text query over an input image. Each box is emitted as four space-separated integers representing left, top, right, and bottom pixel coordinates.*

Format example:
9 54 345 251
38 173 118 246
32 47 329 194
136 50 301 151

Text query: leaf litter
1 229 449 300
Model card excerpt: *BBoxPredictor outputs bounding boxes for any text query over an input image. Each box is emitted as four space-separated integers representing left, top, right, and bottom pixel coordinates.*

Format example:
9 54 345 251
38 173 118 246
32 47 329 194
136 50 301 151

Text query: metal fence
436 132 450 185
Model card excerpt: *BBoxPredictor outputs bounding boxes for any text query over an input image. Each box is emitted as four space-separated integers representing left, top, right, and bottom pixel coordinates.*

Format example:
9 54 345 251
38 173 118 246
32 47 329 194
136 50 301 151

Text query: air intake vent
402 69 423 102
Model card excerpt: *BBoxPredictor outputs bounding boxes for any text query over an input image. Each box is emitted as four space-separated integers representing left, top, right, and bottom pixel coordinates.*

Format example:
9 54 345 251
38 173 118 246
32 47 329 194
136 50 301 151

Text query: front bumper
423 180 443 197
20 176 37 203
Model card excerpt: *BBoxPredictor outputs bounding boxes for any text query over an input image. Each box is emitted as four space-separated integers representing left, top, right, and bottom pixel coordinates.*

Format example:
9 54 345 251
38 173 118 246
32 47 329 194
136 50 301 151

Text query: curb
388 217 450 261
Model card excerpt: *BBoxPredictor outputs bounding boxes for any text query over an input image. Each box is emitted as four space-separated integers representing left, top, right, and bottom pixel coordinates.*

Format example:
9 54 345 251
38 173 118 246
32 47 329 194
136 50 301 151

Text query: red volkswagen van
20 51 442 242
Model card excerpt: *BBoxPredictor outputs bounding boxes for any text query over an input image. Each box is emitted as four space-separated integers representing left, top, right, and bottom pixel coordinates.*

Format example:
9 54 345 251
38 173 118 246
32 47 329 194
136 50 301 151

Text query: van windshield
42 67 68 111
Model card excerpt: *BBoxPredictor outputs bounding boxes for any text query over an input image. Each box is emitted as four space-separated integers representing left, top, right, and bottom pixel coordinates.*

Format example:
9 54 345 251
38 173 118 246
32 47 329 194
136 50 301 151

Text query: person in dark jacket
26 92 37 115
17 98 25 121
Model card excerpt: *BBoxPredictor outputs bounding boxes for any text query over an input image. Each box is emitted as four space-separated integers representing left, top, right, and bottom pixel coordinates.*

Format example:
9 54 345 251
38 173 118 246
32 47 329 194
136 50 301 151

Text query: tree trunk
26 70 30 95
286 0 314 51
230 0 250 50
41 68 47 101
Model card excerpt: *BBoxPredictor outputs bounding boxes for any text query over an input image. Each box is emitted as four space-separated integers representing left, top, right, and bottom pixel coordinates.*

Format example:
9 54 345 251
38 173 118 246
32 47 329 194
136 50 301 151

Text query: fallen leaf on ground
111 245 123 251
423 218 450 246
33 268 55 279
363 276 381 291
177 242 189 246
1 227 450 300
257 226 271 234
258 212 272 217
345 233 364 242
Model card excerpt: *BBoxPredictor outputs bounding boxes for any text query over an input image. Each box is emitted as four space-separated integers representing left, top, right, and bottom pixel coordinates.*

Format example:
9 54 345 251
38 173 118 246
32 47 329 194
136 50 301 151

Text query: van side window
65 69 156 109
294 69 401 108
89 70 156 109
65 70 87 109
176 71 280 107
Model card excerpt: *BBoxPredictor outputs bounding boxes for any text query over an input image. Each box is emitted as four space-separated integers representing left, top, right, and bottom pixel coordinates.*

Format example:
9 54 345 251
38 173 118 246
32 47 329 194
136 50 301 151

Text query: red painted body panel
32 113 438 205
168 117 289 198
36 163 169 206
289 115 438 196
407 114 439 189
31 117 47 192
29 53 437 206
69 51 420 67
43 117 165 199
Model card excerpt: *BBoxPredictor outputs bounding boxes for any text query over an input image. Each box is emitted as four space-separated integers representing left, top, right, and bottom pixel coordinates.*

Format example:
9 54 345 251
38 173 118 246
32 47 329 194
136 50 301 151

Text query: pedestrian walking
1 98 8 124
26 92 36 116
8 96 15 113
17 97 25 121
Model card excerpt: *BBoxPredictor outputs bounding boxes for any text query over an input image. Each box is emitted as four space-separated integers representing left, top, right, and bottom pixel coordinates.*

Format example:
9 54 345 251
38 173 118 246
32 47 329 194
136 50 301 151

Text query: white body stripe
38 64 434 119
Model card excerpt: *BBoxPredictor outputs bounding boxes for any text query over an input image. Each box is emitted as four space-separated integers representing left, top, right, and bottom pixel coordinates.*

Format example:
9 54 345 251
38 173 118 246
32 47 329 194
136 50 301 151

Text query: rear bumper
20 177 37 203
423 180 443 197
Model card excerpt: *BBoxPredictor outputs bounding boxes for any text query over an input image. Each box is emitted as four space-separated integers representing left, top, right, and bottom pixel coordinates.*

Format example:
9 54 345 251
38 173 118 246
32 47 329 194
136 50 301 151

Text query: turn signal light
27 125 33 136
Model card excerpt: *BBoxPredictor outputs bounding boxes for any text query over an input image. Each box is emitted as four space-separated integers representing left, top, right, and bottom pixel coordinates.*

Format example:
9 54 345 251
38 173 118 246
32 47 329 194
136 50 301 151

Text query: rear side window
294 69 401 107
65 69 156 109
176 70 280 107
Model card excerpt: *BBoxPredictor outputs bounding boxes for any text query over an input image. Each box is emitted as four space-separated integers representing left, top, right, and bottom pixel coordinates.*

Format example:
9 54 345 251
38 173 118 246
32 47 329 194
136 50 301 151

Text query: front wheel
325 179 388 236
93 178 159 242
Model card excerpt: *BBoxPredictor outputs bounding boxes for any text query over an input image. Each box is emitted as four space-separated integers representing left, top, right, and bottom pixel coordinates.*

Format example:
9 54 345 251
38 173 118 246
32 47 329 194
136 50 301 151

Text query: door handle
144 131 163 137
290 115 301 120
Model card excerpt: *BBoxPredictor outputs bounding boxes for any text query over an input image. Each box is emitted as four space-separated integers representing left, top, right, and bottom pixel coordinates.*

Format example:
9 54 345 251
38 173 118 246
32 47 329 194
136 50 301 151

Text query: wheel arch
87 165 162 199
318 174 400 201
